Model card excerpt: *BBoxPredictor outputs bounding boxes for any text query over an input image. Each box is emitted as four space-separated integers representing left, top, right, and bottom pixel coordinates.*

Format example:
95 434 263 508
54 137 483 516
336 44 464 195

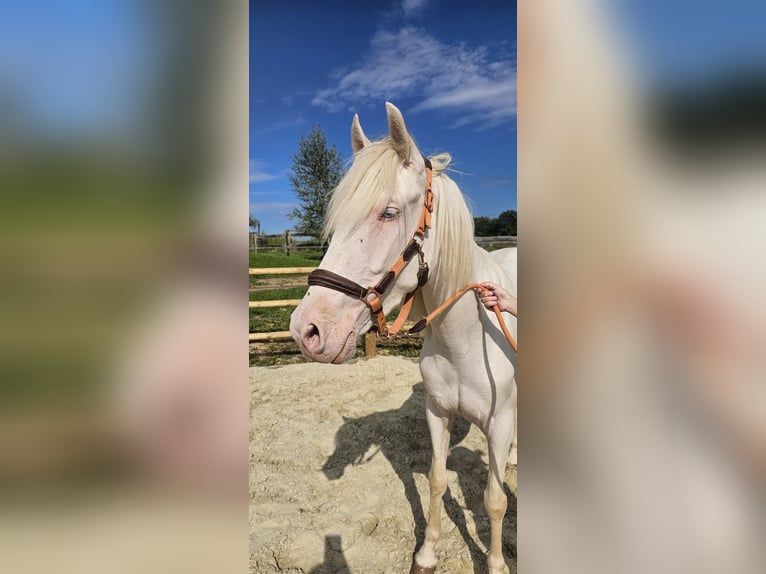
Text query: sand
250 355 516 573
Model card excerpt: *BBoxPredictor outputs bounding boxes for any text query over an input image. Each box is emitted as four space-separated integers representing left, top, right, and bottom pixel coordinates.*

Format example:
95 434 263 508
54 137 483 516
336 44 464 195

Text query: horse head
290 103 432 363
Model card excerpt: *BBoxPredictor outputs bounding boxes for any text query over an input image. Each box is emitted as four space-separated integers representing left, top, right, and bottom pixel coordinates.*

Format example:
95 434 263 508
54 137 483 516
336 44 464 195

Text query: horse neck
419 242 483 345
419 242 516 351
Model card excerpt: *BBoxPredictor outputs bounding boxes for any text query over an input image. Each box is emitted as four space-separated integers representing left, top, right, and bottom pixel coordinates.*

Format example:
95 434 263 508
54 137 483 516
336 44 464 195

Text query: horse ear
351 114 370 153
386 101 414 164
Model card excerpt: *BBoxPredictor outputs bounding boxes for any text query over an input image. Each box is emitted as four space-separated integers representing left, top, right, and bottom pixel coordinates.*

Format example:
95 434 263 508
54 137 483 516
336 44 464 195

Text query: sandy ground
250 356 517 573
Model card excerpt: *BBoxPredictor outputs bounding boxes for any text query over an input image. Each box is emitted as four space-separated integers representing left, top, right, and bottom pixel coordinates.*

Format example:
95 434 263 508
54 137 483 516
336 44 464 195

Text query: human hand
477 281 517 316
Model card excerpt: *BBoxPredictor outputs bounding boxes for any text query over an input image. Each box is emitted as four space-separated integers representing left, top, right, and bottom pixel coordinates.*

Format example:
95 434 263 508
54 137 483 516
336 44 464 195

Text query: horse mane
323 139 475 300
428 153 475 298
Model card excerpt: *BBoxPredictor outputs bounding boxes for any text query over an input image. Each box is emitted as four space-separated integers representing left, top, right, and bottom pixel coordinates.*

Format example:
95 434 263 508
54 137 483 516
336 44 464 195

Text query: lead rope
392 283 517 353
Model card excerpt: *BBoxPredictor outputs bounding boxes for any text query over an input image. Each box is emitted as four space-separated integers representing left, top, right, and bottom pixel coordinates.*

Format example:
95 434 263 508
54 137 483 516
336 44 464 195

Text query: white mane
428 153 475 298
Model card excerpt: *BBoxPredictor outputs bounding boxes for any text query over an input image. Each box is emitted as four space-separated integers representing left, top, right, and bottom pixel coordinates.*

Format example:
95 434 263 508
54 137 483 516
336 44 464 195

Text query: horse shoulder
475 245 517 289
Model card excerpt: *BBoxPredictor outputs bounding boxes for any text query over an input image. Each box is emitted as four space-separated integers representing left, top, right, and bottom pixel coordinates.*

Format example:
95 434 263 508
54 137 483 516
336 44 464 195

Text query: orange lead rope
491 300 518 353
403 283 517 353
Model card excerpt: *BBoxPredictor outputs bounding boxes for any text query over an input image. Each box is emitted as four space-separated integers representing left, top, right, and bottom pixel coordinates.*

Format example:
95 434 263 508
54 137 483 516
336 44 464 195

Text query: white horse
290 102 517 574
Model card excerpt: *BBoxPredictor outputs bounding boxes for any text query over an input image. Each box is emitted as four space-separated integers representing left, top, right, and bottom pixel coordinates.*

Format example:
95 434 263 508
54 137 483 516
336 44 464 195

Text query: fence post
364 332 377 360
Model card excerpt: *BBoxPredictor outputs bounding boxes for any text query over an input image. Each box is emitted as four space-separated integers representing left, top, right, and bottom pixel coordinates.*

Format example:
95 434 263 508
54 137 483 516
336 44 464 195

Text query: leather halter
308 157 434 337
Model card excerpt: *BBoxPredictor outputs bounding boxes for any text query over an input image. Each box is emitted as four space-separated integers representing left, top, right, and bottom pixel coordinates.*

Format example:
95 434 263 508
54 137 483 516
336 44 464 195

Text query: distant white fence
474 236 517 248
250 231 322 255
250 231 515 254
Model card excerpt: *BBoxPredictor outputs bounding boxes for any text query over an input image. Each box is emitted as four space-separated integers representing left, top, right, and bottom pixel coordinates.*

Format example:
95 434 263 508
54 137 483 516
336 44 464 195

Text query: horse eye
381 208 399 220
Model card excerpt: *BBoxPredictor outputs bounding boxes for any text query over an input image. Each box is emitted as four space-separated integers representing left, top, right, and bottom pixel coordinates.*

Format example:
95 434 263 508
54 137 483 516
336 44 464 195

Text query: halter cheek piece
308 157 434 338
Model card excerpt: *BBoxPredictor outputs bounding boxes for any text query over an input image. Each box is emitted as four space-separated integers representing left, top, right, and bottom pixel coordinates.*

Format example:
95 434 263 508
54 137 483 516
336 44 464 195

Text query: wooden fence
249 231 322 255
475 235 517 249
249 265 381 358
250 231 516 255
249 266 315 342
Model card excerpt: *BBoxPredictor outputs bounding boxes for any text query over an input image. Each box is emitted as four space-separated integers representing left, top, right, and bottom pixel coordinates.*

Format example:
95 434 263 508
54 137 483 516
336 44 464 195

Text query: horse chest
419 350 507 425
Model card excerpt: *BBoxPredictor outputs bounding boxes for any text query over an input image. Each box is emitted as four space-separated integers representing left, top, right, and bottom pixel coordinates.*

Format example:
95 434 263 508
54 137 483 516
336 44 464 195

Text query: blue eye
382 207 399 220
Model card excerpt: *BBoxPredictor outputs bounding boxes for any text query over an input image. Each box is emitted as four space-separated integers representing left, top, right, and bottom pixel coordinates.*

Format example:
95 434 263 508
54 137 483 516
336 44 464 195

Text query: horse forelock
323 139 404 241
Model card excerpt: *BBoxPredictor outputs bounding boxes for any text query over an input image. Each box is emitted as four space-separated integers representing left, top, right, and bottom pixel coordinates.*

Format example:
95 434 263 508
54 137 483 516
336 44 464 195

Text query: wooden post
364 332 377 360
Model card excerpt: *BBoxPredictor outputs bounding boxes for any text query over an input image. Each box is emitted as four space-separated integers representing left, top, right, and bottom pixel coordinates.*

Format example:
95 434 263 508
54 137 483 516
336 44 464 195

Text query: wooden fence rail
249 299 303 309
249 331 292 342
249 266 316 343
248 267 317 275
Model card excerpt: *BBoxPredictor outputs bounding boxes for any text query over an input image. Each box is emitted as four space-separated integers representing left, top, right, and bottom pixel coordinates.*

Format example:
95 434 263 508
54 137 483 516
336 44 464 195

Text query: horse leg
411 396 453 574
485 414 514 574
508 408 518 467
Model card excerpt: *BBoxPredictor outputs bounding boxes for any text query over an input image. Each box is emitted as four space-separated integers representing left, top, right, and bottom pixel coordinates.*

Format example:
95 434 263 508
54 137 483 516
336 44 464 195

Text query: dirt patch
250 276 308 292
249 337 424 367
250 356 516 573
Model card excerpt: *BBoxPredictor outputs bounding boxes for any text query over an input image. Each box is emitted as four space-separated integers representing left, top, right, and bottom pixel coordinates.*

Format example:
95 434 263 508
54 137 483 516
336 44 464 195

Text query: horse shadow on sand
322 382 516 573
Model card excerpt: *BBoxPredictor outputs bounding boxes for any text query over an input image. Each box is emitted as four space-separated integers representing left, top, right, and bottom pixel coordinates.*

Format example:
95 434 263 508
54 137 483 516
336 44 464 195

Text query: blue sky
614 0 766 87
1 0 152 141
249 0 518 234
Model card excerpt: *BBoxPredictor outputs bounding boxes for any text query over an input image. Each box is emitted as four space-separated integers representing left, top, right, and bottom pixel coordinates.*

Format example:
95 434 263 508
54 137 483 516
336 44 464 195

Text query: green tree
473 210 517 236
474 216 494 236
287 125 343 241
495 210 517 235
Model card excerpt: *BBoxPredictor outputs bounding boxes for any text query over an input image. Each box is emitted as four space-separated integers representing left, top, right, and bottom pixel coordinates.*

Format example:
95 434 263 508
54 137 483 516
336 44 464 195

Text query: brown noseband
308 157 434 337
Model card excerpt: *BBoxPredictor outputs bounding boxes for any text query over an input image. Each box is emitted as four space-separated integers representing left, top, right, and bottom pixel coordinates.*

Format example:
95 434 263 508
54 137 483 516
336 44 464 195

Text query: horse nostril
302 323 321 351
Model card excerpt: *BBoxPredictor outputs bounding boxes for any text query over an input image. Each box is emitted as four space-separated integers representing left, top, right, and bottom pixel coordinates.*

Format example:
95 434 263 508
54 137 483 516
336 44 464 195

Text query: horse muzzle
289 299 360 364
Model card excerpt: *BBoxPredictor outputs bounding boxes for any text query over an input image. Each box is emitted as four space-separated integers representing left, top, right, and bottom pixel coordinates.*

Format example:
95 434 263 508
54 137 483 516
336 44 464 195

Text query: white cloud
311 27 516 129
412 74 517 129
401 0 429 18
249 160 279 183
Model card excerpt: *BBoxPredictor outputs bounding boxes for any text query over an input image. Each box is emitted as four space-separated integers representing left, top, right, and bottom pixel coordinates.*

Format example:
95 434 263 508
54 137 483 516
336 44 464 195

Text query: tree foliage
287 125 343 240
249 215 261 235
473 209 517 236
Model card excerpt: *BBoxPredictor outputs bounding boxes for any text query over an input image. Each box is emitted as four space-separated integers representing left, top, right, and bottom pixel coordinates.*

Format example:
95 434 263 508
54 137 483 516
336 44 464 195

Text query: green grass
250 307 293 333
249 250 323 268
249 287 306 332
249 286 307 301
